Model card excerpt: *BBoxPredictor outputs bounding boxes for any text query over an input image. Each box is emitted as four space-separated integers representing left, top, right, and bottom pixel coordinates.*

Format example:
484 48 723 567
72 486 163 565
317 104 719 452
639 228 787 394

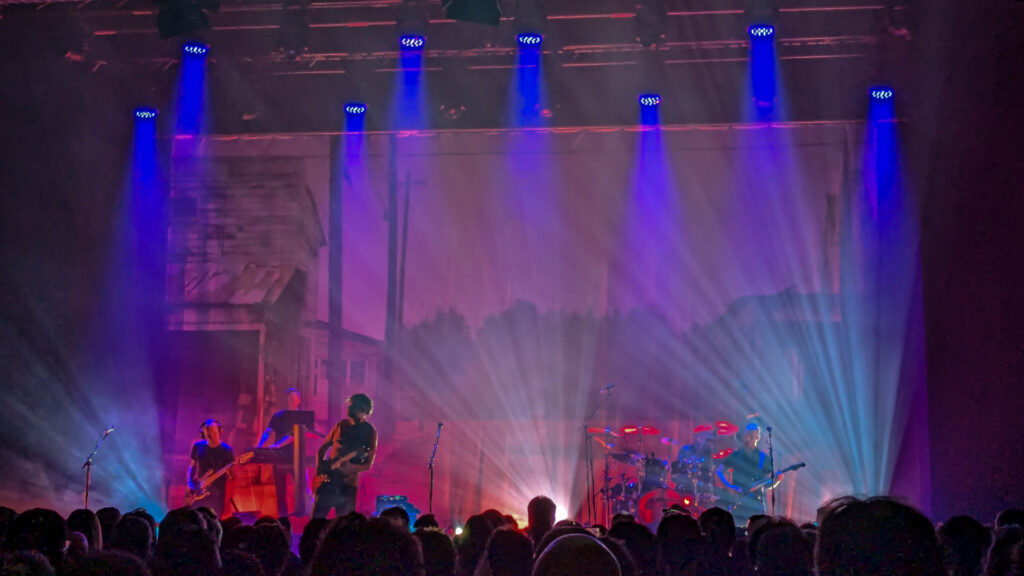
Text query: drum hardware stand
428 422 443 514
82 425 115 509
766 425 776 516
581 384 614 526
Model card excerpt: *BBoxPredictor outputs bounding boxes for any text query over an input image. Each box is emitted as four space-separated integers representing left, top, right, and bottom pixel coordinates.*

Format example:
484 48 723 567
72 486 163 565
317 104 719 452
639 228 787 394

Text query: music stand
278 410 315 516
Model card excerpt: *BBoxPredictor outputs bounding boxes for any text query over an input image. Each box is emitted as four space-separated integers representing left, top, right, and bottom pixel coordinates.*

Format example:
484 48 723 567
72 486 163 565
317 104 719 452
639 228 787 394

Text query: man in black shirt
716 421 775 525
187 419 235 517
257 387 303 516
312 393 378 519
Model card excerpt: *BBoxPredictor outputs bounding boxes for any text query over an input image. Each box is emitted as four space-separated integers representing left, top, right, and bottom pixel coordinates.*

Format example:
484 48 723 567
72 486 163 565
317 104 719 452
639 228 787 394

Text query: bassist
715 421 780 524
312 393 377 519
187 419 235 517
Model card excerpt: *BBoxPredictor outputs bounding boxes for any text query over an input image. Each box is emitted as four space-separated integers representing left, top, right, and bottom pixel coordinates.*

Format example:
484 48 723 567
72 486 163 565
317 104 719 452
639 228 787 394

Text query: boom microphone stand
428 422 443 514
766 425 776 516
82 426 115 509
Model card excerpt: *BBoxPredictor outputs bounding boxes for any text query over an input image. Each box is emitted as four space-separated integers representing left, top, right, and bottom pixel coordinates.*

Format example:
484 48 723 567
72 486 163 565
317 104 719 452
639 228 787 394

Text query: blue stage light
183 41 209 56
871 87 895 101
517 33 543 48
134 107 159 120
400 35 426 50
639 94 661 107
748 24 775 39
345 102 367 115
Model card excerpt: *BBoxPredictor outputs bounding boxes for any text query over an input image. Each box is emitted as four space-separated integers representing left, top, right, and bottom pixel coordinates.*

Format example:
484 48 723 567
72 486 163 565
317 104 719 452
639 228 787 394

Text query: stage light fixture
515 0 547 36
155 0 220 39
639 94 661 107
134 107 159 120
871 87 895 101
748 24 775 39
345 103 367 115
517 33 543 48
400 34 426 50
279 4 310 59
183 41 209 56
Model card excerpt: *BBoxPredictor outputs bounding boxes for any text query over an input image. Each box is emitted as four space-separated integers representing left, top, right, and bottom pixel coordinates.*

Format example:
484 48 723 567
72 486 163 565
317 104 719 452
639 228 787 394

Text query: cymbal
587 426 624 438
609 450 642 464
620 425 660 436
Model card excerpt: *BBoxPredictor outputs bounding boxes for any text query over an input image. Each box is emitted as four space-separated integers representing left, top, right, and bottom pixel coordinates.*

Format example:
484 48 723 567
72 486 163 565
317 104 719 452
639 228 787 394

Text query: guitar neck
200 463 234 487
197 452 253 488
749 462 806 491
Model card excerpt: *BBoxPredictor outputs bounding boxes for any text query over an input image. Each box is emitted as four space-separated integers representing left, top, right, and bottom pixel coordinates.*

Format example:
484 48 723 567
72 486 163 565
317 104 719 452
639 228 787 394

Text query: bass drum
636 488 692 526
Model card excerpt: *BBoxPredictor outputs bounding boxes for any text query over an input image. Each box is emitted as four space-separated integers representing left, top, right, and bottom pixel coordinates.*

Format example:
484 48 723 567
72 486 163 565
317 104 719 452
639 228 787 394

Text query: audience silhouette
1 493 1022 576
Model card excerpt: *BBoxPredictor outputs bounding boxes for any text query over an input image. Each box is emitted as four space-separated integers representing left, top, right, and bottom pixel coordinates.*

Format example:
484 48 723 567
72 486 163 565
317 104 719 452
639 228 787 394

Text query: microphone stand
766 426 776 516
428 422 443 514
82 427 114 509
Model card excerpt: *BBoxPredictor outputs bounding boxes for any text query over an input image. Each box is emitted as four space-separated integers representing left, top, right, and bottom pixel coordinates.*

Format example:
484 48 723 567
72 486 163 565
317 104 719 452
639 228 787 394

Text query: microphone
600 383 617 394
436 422 444 435
765 426 772 432
103 426 115 437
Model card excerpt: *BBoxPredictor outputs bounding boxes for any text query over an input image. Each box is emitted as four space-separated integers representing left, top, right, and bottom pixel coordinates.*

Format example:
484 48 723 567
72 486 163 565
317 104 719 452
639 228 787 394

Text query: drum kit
589 423 731 524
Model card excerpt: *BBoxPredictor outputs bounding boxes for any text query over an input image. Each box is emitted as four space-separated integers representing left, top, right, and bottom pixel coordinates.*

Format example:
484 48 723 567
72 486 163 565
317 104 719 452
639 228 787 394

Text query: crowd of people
1 495 1022 576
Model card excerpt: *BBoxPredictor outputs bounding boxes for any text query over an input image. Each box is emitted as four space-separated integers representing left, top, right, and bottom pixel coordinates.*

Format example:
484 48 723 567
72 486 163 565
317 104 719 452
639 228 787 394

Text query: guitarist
187 419 235 517
715 421 780 524
312 393 377 519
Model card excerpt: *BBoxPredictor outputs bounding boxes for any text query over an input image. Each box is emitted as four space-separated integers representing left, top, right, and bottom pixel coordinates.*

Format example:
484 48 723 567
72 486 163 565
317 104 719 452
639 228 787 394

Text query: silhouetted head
244 522 291 576
414 528 456 576
995 508 1024 529
109 515 154 561
412 514 440 532
527 496 557 545
151 523 220 576
698 506 736 557
95 507 121 550
938 515 989 576
816 496 943 576
298 518 330 567
754 518 813 576
380 506 411 530
67 510 102 553
309 514 423 576
533 534 621 576
481 529 533 576
3 508 67 569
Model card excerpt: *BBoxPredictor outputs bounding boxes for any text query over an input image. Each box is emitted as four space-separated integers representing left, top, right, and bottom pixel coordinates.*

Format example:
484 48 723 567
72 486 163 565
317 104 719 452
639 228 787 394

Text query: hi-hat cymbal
620 425 660 436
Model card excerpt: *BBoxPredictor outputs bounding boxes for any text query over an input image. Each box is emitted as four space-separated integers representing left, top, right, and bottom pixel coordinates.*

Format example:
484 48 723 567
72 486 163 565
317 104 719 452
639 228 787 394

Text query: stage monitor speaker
442 0 501 26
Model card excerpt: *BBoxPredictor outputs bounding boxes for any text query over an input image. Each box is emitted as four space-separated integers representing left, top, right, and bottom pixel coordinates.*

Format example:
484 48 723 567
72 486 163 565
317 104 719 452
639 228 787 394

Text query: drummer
675 429 714 470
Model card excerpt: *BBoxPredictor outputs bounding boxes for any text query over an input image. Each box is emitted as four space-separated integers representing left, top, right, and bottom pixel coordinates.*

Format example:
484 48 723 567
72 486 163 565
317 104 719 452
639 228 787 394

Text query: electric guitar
312 446 371 493
185 451 254 506
718 462 806 507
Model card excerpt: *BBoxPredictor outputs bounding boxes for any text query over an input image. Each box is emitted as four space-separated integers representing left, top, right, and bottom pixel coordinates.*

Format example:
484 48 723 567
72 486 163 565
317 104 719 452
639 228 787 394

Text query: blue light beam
748 24 778 121
176 42 208 134
509 38 548 127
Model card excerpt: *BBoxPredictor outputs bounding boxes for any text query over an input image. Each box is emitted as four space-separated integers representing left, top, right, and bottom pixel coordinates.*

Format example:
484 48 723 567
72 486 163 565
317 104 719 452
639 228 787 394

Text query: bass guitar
185 451 254 506
312 446 371 493
718 462 807 507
